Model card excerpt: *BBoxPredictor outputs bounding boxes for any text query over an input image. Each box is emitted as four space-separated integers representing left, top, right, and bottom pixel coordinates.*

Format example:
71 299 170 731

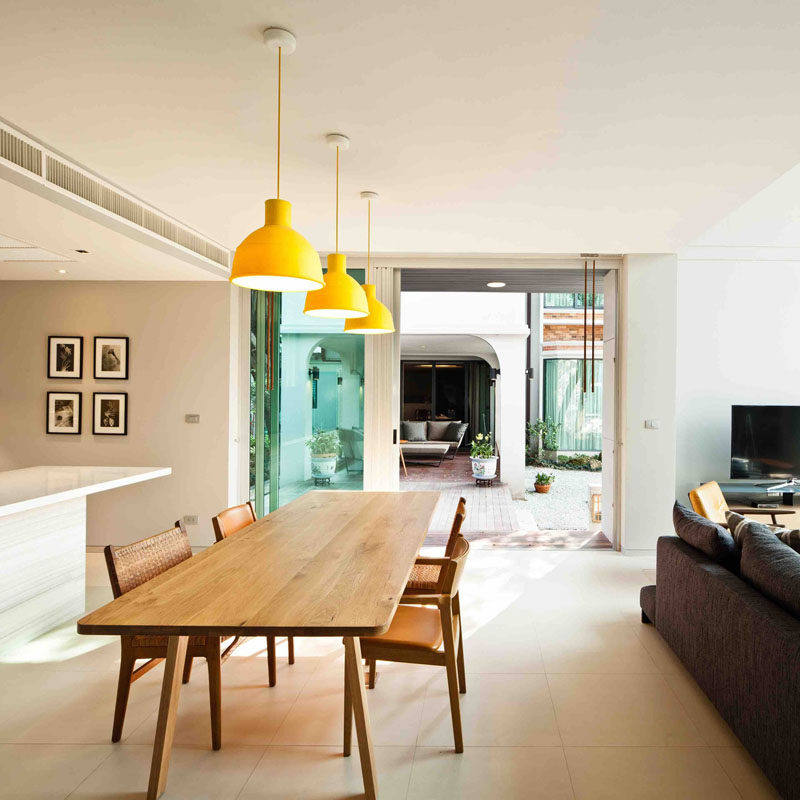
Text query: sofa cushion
427 420 458 441
740 520 800 618
445 421 468 443
673 501 739 569
401 421 427 442
725 510 800 553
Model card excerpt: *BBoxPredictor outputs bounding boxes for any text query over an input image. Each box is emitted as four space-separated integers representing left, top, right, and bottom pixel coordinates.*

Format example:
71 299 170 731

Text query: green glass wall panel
542 358 603 452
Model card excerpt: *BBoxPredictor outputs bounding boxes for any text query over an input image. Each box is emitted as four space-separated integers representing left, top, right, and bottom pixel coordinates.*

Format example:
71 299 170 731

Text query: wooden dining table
77 490 440 800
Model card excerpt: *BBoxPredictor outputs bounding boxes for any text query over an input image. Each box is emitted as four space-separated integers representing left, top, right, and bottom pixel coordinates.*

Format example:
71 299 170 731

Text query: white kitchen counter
0 465 171 654
0 465 172 517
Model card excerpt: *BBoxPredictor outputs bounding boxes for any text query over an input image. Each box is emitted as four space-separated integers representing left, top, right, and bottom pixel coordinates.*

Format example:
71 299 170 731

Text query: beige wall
0 281 236 547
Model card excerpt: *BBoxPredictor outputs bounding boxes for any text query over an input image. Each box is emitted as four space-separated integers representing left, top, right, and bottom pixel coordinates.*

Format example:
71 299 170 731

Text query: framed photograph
94 336 129 380
93 392 127 435
48 335 83 379
46 392 82 434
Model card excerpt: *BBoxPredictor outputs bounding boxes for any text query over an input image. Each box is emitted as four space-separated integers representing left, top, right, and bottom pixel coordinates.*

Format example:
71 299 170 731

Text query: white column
364 266 401 490
618 254 678 552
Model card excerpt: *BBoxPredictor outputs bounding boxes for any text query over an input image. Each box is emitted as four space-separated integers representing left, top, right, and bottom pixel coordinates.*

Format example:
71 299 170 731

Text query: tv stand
755 478 800 506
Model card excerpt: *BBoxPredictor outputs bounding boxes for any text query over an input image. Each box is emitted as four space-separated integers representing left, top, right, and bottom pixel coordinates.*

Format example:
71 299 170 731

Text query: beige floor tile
407 746 574 799
272 664 432 746
418 673 561 747
548 673 704 746
461 622 545 673
564 746 740 799
0 667 161 744
631 624 688 673
538 625 660 674
126 655 313 747
238 746 415 800
712 746 781 799
663 670 741 747
67 744 265 800
0 744 112 799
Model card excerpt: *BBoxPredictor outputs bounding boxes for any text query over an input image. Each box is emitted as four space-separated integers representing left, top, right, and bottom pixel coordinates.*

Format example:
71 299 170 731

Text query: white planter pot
310 454 337 478
470 456 498 479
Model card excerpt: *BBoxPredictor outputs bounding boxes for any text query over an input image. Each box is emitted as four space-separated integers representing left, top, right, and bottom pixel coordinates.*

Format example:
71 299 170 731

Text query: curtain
543 358 602 451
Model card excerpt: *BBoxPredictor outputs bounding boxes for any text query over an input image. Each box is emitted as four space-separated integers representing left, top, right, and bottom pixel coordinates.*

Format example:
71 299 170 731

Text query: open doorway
399 267 617 549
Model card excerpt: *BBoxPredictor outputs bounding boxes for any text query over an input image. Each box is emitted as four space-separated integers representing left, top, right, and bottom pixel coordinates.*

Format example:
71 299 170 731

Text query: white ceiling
2 0 800 260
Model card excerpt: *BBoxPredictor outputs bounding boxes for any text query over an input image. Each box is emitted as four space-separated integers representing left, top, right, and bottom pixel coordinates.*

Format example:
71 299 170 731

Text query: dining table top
77 490 440 639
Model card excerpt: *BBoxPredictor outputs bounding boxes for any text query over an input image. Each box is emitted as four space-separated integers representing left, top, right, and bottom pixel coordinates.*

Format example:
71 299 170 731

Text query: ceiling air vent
0 128 42 176
0 119 230 271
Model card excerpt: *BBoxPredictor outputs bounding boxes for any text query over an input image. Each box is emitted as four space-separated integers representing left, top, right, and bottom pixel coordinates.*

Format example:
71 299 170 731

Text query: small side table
475 477 494 487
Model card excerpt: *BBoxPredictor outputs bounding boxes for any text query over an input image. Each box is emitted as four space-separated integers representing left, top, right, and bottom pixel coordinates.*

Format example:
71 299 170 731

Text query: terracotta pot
534 483 552 493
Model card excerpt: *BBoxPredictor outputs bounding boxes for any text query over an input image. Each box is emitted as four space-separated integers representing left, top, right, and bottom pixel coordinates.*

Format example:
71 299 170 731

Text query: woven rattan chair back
104 522 192 598
212 501 257 542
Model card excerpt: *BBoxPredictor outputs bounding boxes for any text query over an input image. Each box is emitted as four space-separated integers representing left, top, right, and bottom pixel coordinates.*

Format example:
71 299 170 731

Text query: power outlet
185 414 200 424
183 514 199 526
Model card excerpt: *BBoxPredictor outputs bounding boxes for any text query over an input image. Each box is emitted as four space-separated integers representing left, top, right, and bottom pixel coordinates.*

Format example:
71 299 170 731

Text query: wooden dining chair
104 521 233 749
211 501 294 685
347 537 470 754
404 496 466 595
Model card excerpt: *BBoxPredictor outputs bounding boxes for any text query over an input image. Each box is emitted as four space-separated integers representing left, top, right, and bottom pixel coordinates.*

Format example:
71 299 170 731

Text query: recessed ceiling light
56 269 67 274
486 281 506 288
75 249 90 254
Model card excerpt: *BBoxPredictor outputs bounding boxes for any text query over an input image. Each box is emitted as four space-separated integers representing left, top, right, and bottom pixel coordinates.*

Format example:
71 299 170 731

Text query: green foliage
469 432 495 459
306 428 340 455
534 471 555 485
529 452 602 472
526 417 561 455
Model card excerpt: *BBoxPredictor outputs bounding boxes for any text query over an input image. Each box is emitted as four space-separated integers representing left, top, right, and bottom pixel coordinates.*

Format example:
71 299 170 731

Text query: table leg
343 636 378 800
399 448 407 477
147 635 188 800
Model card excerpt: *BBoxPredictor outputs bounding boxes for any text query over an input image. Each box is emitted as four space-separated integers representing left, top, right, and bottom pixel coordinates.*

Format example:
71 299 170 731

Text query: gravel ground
512 468 600 530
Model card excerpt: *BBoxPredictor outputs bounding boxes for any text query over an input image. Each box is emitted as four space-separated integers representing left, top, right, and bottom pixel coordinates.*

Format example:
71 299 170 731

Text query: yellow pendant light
344 192 396 334
230 28 323 292
303 134 368 319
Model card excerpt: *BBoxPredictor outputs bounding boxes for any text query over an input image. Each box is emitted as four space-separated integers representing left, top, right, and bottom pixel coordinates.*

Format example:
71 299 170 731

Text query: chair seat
362 606 443 651
406 563 441 591
130 634 208 649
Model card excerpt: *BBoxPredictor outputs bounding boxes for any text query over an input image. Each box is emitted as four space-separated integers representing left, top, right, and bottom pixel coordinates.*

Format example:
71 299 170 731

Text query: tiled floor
0 550 780 799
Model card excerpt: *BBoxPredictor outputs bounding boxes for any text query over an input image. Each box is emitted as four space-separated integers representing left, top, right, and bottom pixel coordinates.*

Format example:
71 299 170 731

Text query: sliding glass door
250 278 365 517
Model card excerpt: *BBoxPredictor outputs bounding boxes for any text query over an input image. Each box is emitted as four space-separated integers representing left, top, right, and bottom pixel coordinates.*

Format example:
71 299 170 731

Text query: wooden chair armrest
399 594 443 605
413 556 449 566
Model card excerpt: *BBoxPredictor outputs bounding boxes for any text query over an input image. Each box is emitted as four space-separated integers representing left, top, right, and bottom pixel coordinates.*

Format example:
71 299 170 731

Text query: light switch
183 515 199 526
185 414 200 424
644 419 660 430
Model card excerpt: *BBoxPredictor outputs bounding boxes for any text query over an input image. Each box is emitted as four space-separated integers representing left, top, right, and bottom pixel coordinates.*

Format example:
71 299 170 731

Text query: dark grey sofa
641 536 800 800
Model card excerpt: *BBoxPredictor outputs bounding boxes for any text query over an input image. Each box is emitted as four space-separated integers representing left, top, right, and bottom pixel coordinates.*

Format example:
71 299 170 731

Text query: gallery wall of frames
46 335 129 436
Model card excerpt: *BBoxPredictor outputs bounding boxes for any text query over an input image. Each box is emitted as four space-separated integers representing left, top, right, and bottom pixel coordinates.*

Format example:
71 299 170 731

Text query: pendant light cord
335 146 340 253
276 46 282 199
367 198 371 284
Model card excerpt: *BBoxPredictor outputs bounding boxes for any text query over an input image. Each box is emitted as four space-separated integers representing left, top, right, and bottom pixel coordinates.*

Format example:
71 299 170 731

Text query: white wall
0 281 237 547
619 255 678 551
675 258 800 500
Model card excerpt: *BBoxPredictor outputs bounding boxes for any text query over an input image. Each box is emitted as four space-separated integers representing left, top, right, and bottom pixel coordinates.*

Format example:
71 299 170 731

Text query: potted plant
469 432 498 479
534 471 555 493
306 429 340 480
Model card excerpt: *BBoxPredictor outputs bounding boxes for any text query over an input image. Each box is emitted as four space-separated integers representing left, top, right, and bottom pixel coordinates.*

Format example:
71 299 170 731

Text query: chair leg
440 601 464 753
267 636 277 687
288 636 295 665
182 654 193 684
206 639 222 751
368 658 377 690
343 644 353 757
453 594 466 694
112 641 136 743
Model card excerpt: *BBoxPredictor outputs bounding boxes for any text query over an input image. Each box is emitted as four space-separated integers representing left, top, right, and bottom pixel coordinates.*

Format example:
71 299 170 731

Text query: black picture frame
47 335 83 379
93 392 128 435
94 336 129 380
46 391 82 434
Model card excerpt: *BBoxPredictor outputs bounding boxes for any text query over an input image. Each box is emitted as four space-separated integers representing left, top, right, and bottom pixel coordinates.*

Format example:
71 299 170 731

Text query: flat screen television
731 405 800 480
